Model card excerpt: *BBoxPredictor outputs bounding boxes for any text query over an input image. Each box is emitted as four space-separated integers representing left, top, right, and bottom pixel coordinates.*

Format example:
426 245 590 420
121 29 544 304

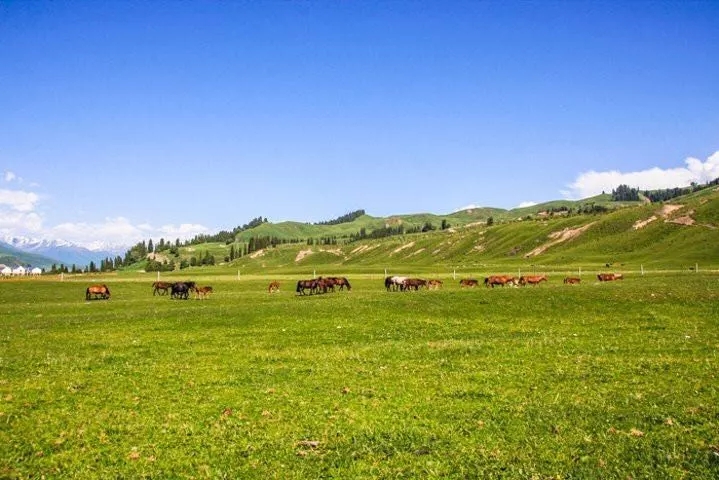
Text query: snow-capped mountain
1 236 127 267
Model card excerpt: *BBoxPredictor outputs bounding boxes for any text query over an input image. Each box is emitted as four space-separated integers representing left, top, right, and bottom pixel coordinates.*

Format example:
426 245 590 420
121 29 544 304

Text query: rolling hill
0 241 60 269
126 186 719 274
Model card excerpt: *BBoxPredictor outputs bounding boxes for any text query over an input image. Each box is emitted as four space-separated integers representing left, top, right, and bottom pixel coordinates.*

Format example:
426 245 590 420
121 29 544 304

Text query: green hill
130 187 719 275
0 243 59 269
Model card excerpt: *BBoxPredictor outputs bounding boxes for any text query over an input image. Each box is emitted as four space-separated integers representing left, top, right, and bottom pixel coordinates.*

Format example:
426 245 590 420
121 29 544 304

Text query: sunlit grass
1 273 718 478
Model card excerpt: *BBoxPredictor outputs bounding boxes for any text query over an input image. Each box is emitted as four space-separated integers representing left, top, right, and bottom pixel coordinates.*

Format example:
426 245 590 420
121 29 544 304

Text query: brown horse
403 278 427 291
86 284 111 300
563 277 581 285
332 277 352 291
193 285 213 299
316 277 336 293
484 275 514 288
519 275 548 286
459 278 479 288
427 279 443 290
598 273 623 281
152 281 173 296
268 281 280 293
296 279 319 295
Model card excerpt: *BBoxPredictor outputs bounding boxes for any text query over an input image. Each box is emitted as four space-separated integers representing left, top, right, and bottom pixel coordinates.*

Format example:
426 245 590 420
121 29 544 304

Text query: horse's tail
296 281 302 293
484 277 489 286
85 287 90 300
104 284 110 297
343 278 351 290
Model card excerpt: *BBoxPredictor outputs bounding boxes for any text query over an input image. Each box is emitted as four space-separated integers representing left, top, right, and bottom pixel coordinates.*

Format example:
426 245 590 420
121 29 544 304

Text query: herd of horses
151 281 214 300
295 276 352 295
85 271 625 300
384 274 552 291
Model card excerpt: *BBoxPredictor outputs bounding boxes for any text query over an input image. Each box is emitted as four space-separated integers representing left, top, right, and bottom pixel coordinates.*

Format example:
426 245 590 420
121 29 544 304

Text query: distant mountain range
0 236 126 268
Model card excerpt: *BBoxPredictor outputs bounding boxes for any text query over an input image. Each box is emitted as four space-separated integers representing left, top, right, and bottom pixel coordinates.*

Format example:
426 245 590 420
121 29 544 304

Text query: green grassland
1 272 718 478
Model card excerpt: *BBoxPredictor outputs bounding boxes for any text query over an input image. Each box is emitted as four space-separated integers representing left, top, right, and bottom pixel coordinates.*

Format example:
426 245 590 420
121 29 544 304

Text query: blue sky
1 1 718 248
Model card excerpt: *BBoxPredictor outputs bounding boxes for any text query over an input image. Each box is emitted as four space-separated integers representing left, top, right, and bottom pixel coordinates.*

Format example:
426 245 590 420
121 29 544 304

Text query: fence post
453 268 456 280
640 264 644 276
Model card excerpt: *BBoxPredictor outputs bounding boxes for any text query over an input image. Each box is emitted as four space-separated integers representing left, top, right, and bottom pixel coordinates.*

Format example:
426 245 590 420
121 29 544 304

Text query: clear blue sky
1 1 718 247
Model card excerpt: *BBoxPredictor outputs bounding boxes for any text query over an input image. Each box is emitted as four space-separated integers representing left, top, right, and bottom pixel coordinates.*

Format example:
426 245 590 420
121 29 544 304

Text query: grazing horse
86 284 111 300
316 277 335 294
563 277 581 285
459 278 479 288
332 277 352 291
385 276 407 292
193 285 213 299
427 279 443 290
484 275 514 288
403 278 427 291
519 275 548 286
598 273 623 282
268 281 280 293
296 279 319 295
171 282 194 300
152 281 173 296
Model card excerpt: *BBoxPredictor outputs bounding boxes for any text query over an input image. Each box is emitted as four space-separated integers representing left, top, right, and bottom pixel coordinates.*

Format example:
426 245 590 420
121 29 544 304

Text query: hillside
0 242 60 269
127 187 719 274
232 196 635 243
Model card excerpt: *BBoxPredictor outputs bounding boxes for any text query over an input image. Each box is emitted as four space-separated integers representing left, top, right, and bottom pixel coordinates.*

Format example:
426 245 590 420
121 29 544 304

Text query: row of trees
611 178 719 203
315 209 366 226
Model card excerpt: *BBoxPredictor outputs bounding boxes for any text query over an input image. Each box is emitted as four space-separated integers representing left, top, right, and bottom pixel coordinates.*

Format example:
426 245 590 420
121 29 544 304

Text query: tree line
611 177 719 202
314 209 366 226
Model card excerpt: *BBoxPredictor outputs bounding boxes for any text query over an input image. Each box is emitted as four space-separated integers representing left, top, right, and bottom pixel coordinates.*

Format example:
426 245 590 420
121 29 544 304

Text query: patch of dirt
431 248 442 255
668 211 696 226
294 249 313 262
408 248 425 257
472 244 485 253
385 217 403 227
319 248 343 256
146 252 170 263
250 249 266 259
632 215 658 230
659 204 683 218
465 222 484 228
524 222 596 258
390 241 415 256
348 244 378 257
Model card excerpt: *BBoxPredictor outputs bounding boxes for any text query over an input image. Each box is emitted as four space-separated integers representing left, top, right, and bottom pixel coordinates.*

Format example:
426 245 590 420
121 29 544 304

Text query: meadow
1 272 718 478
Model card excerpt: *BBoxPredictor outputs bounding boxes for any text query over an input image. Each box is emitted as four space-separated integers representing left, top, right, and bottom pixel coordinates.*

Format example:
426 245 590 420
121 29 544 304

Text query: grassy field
1 272 718 478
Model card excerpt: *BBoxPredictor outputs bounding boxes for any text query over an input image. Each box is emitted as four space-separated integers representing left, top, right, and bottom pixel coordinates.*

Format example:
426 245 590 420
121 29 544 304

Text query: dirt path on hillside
390 241 415 256
633 215 658 230
295 249 313 262
524 222 596 258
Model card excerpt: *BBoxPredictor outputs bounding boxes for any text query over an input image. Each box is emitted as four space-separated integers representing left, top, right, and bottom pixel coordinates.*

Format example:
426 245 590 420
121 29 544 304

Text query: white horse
385 276 408 291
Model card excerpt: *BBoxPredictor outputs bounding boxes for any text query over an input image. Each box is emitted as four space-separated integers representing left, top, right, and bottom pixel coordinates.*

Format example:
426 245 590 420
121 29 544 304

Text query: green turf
1 272 718 478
